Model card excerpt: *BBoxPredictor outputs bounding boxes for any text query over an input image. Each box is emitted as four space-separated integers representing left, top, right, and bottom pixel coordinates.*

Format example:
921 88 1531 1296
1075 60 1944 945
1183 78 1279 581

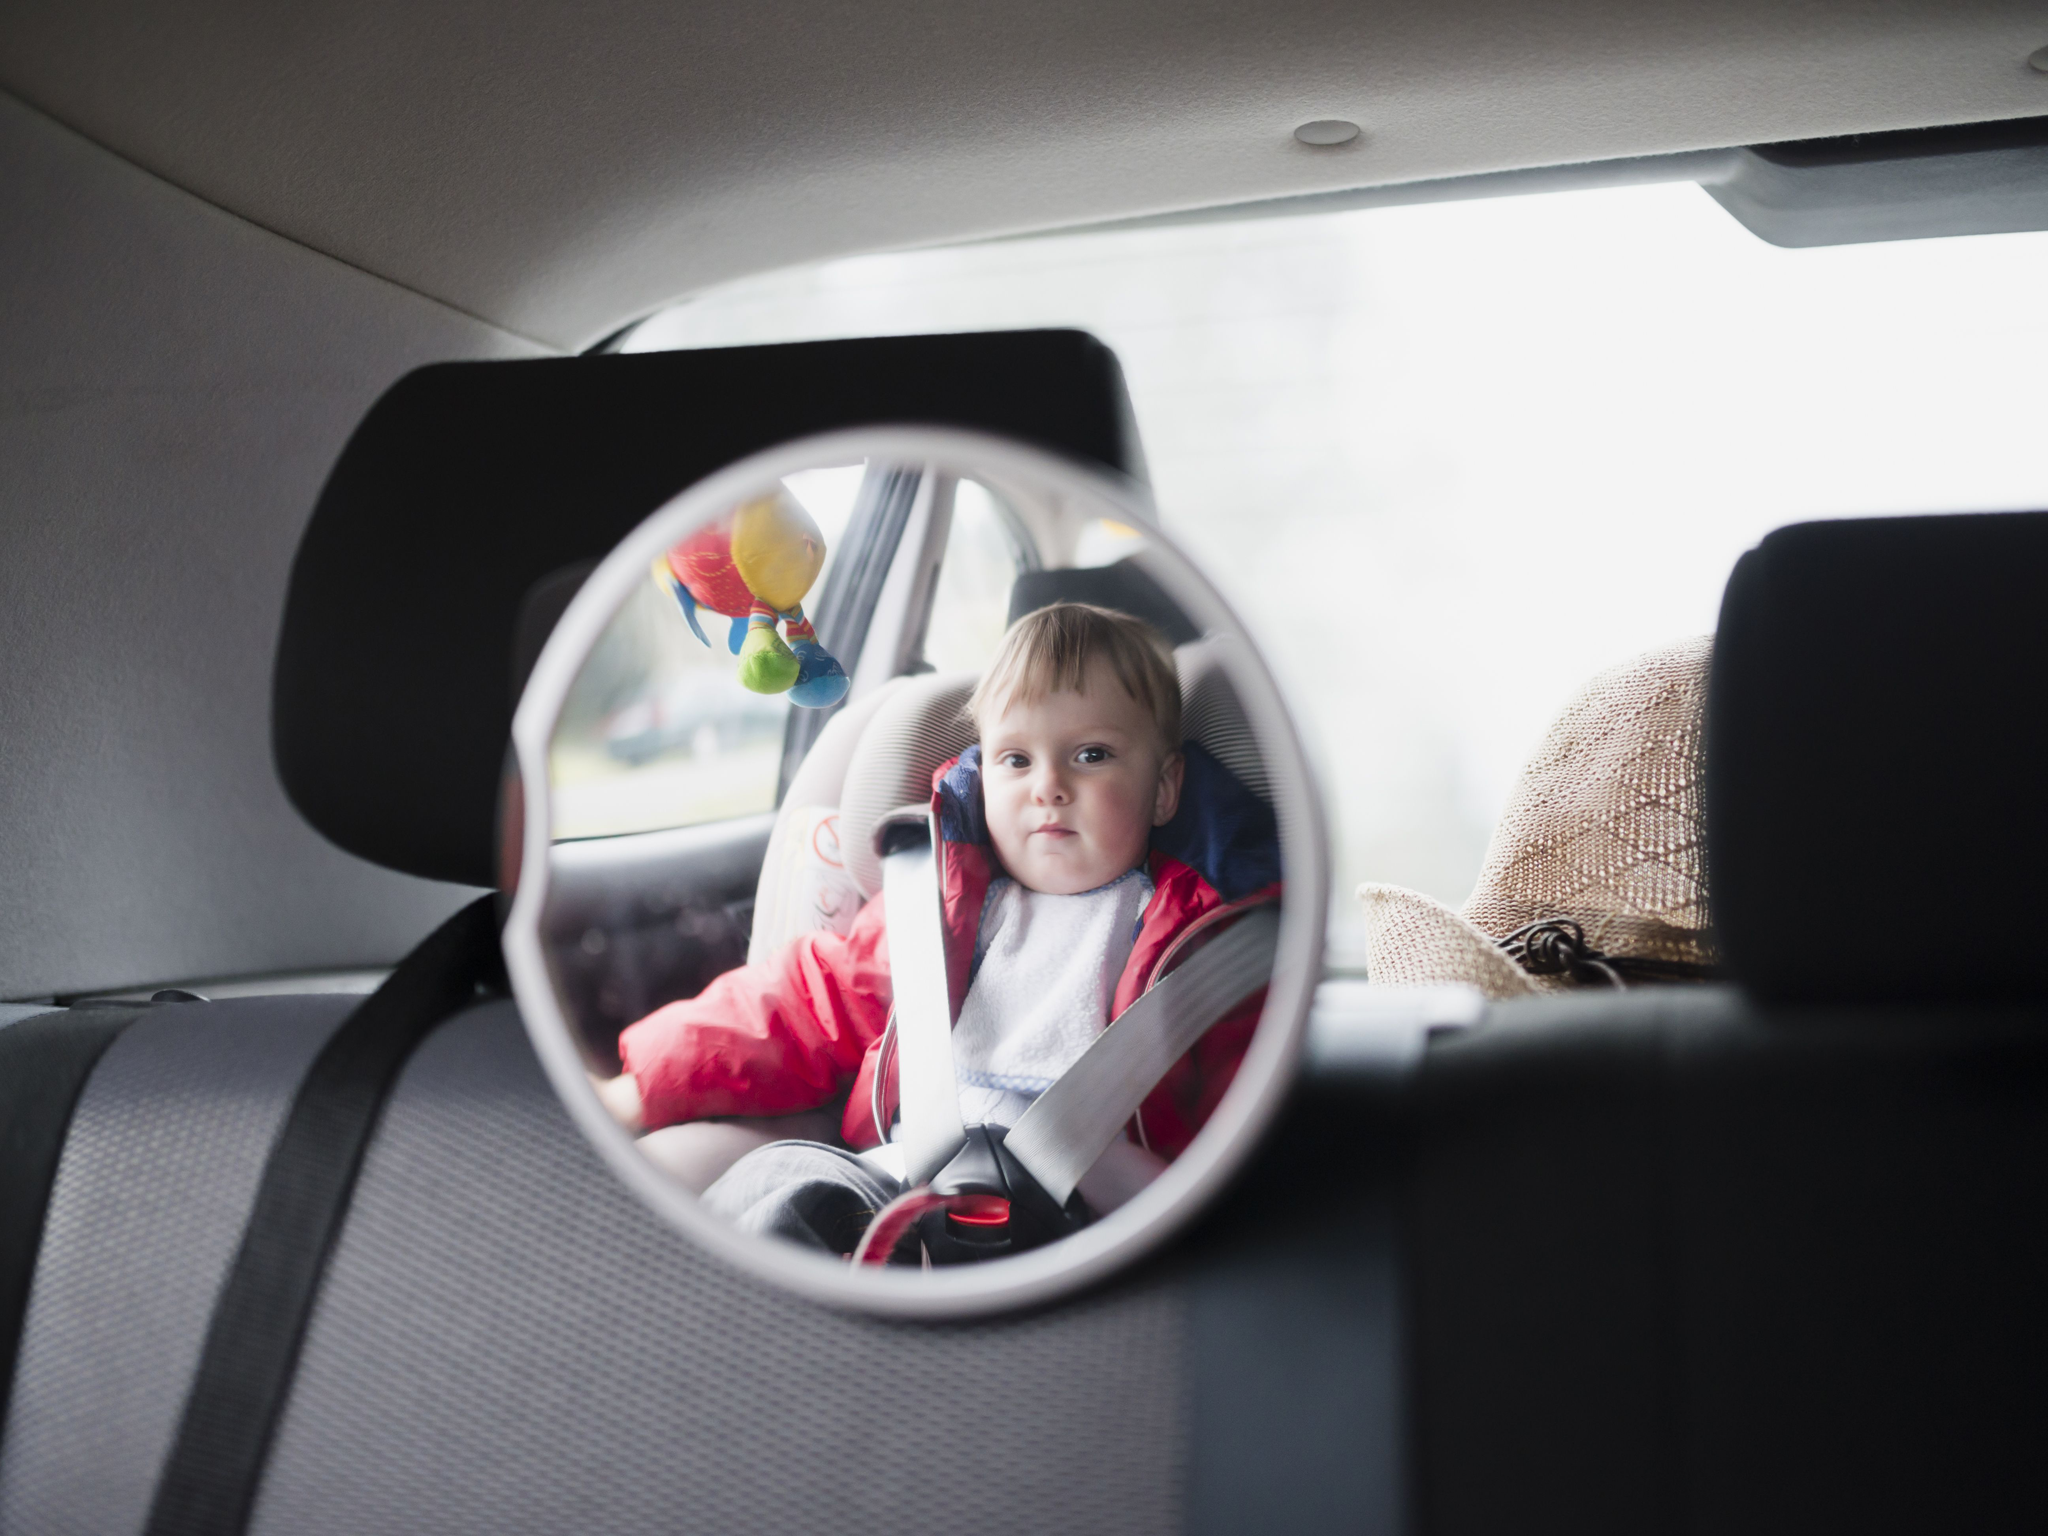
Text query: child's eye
1075 746 1111 765
999 751 1030 770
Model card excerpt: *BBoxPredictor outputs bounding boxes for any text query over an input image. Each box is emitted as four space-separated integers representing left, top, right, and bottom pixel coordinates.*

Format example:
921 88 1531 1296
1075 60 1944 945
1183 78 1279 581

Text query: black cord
1496 917 1721 988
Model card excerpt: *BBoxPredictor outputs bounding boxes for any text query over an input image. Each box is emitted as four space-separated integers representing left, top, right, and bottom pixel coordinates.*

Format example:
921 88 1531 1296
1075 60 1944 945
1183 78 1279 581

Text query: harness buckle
919 1124 1086 1264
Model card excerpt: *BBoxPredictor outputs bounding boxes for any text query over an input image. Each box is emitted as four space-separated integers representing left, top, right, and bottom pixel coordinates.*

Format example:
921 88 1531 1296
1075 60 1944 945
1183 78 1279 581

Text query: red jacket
619 741 1282 1160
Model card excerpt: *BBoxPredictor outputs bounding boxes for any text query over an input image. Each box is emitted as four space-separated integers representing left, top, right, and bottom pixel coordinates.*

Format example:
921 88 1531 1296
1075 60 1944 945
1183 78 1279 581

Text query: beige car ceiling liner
271 330 1143 889
3 0 2046 345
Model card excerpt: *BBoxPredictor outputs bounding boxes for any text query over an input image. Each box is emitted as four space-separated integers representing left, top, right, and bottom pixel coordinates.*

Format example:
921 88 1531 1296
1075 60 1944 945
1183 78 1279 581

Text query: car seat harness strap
871 809 1276 1264
877 809 969 1186
1003 901 1279 1204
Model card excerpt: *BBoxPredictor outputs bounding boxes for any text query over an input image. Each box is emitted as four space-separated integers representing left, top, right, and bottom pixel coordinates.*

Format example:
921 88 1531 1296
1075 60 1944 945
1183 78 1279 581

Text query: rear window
623 184 2048 965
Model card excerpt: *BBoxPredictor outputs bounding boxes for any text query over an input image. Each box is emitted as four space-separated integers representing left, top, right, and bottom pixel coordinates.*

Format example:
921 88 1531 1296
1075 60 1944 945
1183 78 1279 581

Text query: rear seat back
1 997 356 1534
0 1004 135 1451
2 998 1399 1536
1410 510 2048 1536
248 1002 1191 1532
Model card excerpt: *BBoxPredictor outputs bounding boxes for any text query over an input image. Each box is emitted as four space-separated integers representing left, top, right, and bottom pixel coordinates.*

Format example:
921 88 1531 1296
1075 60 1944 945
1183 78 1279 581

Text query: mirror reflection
527 448 1292 1272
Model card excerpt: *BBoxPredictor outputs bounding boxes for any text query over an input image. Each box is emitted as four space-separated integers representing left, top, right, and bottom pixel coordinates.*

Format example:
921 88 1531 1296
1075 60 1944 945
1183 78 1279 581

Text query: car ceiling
2 0 2044 349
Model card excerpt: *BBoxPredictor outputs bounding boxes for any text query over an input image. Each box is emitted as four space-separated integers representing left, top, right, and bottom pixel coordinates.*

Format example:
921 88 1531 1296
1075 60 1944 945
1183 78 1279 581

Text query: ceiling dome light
2030 44 2048 73
1294 119 1362 147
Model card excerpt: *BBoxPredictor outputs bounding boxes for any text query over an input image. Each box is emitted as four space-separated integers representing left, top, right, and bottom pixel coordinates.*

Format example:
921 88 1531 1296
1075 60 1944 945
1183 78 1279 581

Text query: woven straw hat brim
1357 883 1548 1001
1360 636 1719 993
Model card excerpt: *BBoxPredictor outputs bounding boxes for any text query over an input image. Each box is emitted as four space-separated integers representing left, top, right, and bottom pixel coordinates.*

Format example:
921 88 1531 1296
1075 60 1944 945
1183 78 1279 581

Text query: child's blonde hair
968 602 1182 753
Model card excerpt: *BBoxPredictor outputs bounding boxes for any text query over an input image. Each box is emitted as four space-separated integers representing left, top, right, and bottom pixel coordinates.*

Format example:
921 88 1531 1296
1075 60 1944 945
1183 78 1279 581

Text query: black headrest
275 331 1144 887
1007 558 1201 646
1706 509 2048 1004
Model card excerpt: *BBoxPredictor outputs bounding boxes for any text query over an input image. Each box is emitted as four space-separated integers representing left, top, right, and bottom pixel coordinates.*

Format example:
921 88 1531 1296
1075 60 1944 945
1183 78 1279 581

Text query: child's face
979 662 1184 896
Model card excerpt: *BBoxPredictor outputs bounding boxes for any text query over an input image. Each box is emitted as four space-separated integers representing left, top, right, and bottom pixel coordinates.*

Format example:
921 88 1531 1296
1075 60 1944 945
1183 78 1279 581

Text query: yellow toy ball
729 493 826 613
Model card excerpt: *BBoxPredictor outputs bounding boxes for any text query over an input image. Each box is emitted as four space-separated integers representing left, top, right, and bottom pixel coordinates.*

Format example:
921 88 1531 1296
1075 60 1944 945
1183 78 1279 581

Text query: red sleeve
617 890 893 1129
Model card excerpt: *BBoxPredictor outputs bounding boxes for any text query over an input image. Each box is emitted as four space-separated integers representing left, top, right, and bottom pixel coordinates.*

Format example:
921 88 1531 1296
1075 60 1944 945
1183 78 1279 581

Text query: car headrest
272 331 1144 888
1706 509 2048 1004
1177 639 1270 804
1007 558 1200 645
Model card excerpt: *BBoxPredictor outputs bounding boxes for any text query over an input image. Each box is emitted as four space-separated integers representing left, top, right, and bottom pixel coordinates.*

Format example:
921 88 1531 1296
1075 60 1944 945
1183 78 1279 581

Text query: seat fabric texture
0 996 355 1535
1410 985 2048 1536
747 678 905 963
0 1004 135 1445
837 672 981 899
251 1001 1186 1536
4 993 1407 1536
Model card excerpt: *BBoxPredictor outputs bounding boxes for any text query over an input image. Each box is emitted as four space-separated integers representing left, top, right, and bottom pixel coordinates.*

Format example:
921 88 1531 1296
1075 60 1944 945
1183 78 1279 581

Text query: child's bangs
968 603 1182 749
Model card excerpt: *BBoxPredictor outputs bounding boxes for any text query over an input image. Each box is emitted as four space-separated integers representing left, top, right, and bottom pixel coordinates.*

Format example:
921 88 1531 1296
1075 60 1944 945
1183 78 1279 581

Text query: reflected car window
921 479 1030 675
549 467 864 839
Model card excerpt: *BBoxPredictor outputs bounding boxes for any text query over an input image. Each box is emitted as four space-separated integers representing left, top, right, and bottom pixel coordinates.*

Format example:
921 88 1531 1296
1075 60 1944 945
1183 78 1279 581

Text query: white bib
949 867 1154 1130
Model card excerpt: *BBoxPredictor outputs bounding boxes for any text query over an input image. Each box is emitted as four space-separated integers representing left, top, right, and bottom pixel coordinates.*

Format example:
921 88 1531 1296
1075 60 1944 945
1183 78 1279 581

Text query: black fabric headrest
1706 509 2048 1003
1007 558 1200 645
274 331 1143 887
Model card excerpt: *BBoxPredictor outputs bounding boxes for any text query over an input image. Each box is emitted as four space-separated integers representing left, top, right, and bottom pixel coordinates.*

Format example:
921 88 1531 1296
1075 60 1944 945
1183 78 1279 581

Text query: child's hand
589 1071 645 1132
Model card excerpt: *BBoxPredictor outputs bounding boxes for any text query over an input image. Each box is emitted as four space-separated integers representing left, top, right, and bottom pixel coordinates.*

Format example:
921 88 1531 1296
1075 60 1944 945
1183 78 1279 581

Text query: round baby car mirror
503 426 1328 1317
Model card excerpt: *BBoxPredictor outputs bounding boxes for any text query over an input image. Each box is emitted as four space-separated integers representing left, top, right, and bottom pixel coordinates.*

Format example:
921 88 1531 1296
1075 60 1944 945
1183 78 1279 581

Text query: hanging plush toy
653 491 849 708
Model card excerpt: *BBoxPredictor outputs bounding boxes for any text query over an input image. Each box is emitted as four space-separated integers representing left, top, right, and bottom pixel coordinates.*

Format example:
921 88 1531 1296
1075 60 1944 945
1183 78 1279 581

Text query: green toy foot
737 623 801 694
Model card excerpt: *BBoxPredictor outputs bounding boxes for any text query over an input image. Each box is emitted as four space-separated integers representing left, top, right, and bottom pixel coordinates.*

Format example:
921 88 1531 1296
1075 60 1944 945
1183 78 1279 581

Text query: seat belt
1003 903 1278 1206
876 809 968 1185
143 896 503 1536
876 807 1277 1209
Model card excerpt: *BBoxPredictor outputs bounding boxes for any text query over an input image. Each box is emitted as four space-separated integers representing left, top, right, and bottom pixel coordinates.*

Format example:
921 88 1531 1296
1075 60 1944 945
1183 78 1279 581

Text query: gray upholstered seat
1 993 1399 1535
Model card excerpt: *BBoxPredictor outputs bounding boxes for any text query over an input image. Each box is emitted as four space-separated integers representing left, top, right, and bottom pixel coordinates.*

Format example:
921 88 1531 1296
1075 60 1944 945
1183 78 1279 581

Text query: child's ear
1152 750 1185 827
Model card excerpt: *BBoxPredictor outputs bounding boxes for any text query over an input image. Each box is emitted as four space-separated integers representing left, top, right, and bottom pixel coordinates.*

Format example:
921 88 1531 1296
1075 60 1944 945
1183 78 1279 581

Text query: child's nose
1031 766 1070 803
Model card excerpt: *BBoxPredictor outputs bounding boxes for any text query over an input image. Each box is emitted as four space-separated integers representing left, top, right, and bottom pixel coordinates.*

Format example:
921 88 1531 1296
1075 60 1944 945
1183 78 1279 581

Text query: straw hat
1360 636 1718 998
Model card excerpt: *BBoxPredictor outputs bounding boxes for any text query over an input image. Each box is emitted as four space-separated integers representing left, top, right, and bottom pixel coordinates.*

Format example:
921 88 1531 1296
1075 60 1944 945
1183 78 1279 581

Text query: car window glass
550 465 864 839
1073 516 1147 569
920 478 1028 675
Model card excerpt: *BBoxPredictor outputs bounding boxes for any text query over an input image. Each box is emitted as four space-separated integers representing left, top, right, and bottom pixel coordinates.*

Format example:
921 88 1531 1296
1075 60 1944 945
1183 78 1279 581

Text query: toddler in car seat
592 601 1280 1254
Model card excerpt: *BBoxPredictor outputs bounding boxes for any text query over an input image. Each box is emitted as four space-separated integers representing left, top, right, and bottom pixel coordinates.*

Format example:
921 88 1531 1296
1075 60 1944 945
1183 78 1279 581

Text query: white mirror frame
504 425 1329 1318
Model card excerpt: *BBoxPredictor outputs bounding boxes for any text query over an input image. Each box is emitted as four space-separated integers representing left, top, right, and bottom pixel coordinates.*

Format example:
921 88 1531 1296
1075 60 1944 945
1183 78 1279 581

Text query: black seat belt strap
144 896 503 1536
